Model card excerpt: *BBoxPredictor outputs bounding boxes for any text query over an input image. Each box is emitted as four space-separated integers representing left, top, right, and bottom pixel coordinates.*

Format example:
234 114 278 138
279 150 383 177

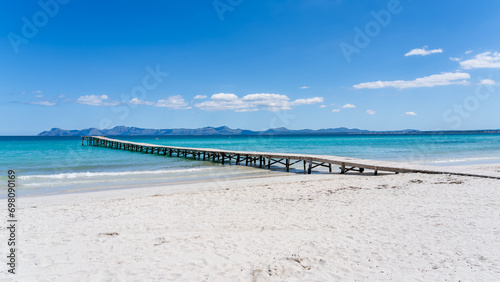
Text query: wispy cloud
299 86 310 89
405 46 443 56
459 51 500 69
193 95 207 99
353 72 470 90
478 79 496 85
403 111 417 116
76 95 118 106
194 93 323 112
129 98 154 106
449 57 460 62
366 109 376 115
29 101 56 106
341 104 356 109
155 95 191 109
331 109 340 113
465 50 473 54
127 96 191 109
35 94 43 98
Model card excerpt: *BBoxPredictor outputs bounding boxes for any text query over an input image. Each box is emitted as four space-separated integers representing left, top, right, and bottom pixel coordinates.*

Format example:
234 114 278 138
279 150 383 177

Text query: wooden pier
82 136 500 179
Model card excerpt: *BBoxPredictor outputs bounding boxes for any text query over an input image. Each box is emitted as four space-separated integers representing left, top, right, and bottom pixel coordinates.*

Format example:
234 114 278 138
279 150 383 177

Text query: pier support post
374 169 378 175
329 163 332 173
286 158 290 172
267 158 271 169
303 160 306 173
340 163 346 174
259 156 263 168
308 160 312 174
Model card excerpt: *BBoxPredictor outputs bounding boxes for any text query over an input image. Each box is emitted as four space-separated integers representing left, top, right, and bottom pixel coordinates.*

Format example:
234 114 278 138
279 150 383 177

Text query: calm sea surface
2 134 500 197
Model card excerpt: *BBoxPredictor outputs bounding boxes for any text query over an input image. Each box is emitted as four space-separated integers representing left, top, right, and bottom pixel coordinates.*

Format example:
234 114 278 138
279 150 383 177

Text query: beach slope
3 167 500 280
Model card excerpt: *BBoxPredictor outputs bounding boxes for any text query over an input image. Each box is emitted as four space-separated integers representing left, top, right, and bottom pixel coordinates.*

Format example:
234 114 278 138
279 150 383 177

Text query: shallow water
2 134 499 197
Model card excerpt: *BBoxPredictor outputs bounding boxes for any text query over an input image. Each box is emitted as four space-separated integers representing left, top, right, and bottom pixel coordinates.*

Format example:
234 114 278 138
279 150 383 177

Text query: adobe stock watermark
339 0 404 63
48 65 169 176
99 64 169 130
213 0 243 21
400 76 496 164
443 76 495 129
7 0 70 54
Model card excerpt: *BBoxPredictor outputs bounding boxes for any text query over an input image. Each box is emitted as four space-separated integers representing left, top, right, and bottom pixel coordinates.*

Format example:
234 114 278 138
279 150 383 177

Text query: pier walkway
82 136 500 179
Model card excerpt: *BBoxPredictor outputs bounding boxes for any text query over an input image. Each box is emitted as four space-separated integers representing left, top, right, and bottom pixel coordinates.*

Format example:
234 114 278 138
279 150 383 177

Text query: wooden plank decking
82 136 500 179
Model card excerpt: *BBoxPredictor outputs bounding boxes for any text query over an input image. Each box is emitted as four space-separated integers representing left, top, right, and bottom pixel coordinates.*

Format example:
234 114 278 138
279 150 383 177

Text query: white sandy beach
2 166 500 281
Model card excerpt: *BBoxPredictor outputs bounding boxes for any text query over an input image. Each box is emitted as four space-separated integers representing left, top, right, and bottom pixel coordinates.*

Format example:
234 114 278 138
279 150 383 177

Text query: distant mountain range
38 126 424 136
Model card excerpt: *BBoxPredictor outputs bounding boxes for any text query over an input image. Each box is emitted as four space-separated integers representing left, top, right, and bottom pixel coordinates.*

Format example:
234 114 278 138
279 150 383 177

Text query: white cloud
235 108 259 113
35 94 43 98
32 90 42 94
465 50 473 54
459 51 500 69
405 46 443 56
331 109 340 113
403 112 417 116
29 101 56 106
77 95 118 106
241 93 290 112
353 72 470 90
449 57 460 62
58 94 66 98
366 109 376 115
195 96 246 111
193 95 207 99
291 97 324 105
194 93 323 112
155 95 190 109
129 98 154 106
478 79 495 85
320 105 327 108
341 104 356 109
299 86 310 89
212 93 239 101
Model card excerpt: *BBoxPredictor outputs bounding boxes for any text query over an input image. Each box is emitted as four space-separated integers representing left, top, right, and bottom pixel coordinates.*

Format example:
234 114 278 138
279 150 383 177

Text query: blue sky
1 0 500 135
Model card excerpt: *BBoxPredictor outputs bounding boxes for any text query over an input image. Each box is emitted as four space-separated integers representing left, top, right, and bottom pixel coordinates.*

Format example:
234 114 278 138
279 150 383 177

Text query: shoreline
16 163 500 206
17 169 293 200
5 166 500 280
13 161 500 199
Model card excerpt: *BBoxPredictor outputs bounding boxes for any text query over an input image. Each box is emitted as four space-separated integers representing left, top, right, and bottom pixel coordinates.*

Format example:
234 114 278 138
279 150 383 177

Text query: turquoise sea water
2 134 500 197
